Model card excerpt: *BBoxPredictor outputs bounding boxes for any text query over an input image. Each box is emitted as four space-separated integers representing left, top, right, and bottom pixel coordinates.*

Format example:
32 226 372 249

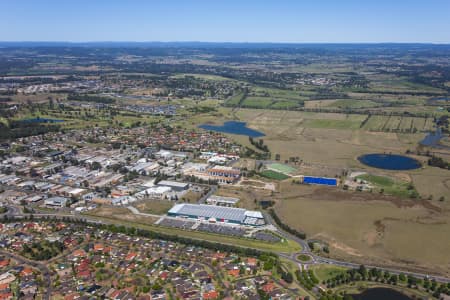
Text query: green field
297 254 312 262
260 170 290 180
241 96 274 108
267 163 297 175
327 99 381 109
356 174 418 198
311 265 346 282
362 115 434 132
303 118 363 130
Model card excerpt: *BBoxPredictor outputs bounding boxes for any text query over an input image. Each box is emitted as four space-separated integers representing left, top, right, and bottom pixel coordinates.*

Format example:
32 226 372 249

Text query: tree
91 161 102 170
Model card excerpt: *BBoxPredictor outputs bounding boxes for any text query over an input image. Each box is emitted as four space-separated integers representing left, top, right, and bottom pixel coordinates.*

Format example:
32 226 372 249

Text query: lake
21 118 65 123
199 121 265 137
351 288 413 300
358 153 421 170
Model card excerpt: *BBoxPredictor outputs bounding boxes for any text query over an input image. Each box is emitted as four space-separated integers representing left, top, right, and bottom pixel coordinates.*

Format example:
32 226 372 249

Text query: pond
21 118 65 123
350 288 413 300
358 153 421 170
199 121 265 138
420 127 445 148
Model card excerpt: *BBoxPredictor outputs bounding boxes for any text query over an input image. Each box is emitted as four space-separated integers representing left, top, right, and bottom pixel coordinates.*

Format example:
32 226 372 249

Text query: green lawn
267 163 297 175
297 254 311 262
260 170 290 180
311 264 347 282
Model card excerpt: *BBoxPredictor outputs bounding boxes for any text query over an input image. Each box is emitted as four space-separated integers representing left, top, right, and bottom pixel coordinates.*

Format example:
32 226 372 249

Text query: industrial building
167 203 265 226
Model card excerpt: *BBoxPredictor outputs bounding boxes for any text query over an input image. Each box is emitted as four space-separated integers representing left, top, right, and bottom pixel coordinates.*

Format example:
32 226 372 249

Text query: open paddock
273 183 450 277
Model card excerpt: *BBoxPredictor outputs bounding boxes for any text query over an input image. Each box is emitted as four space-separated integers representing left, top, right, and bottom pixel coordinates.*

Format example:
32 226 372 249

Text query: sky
1 0 449 43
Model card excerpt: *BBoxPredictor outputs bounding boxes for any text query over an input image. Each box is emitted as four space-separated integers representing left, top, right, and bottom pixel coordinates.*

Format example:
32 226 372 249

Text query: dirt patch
374 220 386 234
241 180 265 187
314 233 363 257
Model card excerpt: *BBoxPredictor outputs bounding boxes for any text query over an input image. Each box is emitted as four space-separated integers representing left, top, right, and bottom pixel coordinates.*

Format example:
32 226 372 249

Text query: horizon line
1 40 450 45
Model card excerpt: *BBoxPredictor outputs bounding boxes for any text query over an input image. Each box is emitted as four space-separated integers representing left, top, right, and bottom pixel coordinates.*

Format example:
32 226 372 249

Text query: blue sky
1 0 449 43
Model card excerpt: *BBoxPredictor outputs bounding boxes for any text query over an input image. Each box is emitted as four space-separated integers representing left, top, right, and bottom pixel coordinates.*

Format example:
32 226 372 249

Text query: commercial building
167 203 265 226
206 166 241 184
44 196 69 208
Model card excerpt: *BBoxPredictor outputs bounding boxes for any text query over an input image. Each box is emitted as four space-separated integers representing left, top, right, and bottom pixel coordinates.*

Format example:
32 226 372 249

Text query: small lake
358 153 421 170
199 121 265 138
351 288 413 300
21 118 65 124
420 127 446 148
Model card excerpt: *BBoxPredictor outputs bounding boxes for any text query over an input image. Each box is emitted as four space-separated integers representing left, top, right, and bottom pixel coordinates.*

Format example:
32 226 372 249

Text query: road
197 184 217 204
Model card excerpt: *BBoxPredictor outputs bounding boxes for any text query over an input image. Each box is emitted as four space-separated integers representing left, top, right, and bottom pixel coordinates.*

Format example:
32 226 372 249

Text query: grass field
362 115 434 132
260 170 290 180
303 118 363 130
297 254 311 262
241 96 274 108
356 174 417 198
327 99 381 109
311 265 346 282
266 163 297 175
134 200 173 215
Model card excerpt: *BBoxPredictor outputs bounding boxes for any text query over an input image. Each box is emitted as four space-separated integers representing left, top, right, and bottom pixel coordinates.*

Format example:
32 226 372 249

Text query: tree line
268 209 306 240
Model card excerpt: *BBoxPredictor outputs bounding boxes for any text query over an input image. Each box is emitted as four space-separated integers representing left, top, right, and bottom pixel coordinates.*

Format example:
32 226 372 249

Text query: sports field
260 170 290 180
266 163 297 175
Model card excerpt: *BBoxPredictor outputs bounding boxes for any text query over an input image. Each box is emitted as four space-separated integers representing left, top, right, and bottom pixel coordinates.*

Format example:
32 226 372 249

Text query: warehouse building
167 203 265 226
